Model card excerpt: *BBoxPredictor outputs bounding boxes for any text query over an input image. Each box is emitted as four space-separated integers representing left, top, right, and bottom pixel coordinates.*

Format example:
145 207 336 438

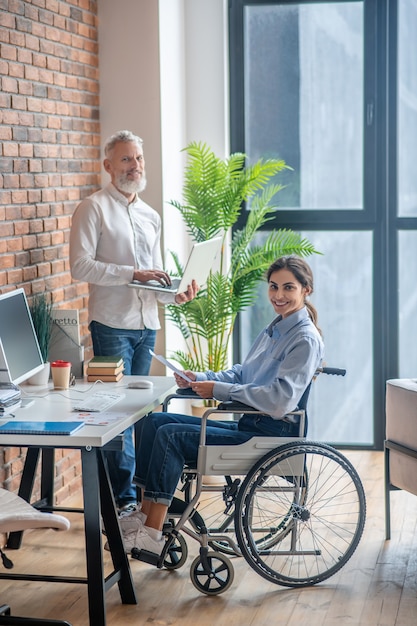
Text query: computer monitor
0 289 44 385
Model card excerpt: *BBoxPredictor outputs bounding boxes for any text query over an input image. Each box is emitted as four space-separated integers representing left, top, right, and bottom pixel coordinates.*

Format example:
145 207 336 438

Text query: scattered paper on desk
149 349 192 382
74 411 131 425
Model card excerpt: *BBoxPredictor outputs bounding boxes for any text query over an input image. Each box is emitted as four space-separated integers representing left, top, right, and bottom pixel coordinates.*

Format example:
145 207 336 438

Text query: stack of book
86 356 124 382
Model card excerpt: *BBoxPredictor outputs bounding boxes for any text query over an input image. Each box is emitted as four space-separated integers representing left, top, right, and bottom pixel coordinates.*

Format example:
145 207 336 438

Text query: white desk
0 376 177 626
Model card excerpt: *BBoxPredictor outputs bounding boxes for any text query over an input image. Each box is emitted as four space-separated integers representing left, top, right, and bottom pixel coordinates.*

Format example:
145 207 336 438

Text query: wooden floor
2 450 417 626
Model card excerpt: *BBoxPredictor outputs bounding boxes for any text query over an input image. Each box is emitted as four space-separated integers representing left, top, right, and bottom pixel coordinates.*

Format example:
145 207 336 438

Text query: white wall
158 0 229 255
98 0 163 213
182 0 229 154
97 0 228 367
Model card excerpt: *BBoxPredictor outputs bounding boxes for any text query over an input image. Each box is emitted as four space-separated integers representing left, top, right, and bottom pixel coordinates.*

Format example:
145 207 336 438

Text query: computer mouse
127 380 154 389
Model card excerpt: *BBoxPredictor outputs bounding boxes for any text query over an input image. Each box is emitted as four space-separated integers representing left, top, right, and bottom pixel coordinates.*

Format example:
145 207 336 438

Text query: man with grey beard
70 130 197 514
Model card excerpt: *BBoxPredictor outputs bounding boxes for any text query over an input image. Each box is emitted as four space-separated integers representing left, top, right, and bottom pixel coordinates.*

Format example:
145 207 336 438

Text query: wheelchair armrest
216 400 258 412
173 393 303 419
174 388 200 398
167 390 269 419
174 392 258 413
172 391 259 412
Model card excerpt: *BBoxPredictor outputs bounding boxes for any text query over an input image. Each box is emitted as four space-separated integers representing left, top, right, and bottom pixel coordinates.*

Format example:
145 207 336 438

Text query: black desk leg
40 448 55 507
81 447 108 626
97 450 137 604
81 447 136 626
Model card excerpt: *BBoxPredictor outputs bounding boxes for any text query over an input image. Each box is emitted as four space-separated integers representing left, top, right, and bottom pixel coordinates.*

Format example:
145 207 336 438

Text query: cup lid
51 360 71 367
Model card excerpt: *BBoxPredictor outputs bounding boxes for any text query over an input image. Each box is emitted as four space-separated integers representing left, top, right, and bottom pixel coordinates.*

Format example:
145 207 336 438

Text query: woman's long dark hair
267 256 322 335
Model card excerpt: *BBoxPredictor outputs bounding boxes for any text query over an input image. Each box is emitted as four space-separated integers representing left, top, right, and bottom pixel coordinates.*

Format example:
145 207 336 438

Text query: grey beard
116 173 147 195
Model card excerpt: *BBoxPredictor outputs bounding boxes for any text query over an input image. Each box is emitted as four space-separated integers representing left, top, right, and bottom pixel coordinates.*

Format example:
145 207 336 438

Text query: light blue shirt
196 307 324 419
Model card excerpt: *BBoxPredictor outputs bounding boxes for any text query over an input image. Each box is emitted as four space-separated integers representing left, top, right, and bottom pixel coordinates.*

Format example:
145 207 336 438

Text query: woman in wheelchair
124 256 324 555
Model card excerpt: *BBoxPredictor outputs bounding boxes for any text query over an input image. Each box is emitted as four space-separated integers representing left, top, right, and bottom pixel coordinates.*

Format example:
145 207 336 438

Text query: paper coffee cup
51 360 72 390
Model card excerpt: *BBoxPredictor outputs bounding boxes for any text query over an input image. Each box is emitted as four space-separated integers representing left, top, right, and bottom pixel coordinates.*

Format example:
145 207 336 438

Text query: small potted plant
28 293 54 385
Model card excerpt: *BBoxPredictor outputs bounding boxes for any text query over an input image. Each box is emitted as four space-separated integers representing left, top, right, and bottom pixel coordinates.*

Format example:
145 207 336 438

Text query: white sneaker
102 506 145 537
119 507 147 535
124 526 165 555
103 508 147 553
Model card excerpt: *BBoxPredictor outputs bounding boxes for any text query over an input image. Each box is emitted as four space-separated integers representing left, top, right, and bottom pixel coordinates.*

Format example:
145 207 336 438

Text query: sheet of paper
74 411 131 425
149 350 193 383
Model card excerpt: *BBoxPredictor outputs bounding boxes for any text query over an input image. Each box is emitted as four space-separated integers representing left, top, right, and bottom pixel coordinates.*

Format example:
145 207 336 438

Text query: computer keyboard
72 392 124 413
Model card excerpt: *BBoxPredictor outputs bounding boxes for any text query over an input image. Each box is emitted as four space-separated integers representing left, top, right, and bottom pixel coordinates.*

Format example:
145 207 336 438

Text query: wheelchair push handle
318 367 346 376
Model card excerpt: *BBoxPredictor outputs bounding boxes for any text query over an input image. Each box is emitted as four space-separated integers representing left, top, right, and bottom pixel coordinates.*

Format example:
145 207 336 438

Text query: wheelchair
132 367 366 595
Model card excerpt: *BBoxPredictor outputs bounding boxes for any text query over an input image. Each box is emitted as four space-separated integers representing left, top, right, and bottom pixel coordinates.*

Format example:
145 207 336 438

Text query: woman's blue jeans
135 411 299 506
90 321 156 507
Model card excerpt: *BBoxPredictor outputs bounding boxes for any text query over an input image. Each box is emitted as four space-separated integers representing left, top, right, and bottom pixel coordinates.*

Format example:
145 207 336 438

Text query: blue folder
0 421 84 435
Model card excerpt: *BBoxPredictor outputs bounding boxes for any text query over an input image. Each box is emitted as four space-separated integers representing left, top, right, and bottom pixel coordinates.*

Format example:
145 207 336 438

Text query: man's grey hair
104 130 143 157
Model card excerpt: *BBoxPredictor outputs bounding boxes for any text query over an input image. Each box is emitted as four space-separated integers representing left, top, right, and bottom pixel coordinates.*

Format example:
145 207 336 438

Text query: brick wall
0 0 100 503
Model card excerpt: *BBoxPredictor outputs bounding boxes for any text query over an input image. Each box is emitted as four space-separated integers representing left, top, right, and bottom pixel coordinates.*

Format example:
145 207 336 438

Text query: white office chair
0 488 72 625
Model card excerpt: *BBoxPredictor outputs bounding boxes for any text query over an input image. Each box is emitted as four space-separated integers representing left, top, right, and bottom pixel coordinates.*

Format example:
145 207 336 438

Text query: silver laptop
128 237 222 294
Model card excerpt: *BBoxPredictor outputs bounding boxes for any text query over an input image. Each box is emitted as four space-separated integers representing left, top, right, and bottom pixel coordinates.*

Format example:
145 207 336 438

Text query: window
243 2 364 210
230 0 417 448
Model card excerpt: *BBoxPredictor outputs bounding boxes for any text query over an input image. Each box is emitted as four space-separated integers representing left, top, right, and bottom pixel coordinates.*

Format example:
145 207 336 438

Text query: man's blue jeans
90 321 156 507
135 411 299 506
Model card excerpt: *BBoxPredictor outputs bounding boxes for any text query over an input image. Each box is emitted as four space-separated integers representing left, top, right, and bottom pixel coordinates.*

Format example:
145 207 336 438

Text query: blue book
0 421 84 436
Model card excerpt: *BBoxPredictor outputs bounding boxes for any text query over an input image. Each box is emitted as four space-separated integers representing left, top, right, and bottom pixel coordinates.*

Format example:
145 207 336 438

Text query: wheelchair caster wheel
163 533 188 570
190 551 234 595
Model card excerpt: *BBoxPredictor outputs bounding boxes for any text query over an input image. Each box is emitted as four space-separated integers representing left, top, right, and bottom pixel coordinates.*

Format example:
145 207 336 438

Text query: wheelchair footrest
131 547 161 567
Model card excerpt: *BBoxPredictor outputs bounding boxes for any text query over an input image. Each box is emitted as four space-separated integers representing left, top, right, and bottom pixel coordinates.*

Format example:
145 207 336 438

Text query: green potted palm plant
28 293 54 385
166 141 319 379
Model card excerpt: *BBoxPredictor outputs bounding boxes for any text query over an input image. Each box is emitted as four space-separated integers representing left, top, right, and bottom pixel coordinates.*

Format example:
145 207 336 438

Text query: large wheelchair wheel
234 441 366 587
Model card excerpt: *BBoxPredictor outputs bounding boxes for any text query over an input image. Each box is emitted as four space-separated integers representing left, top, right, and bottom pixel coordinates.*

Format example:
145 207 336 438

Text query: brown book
86 364 124 376
87 372 124 383
88 355 124 368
